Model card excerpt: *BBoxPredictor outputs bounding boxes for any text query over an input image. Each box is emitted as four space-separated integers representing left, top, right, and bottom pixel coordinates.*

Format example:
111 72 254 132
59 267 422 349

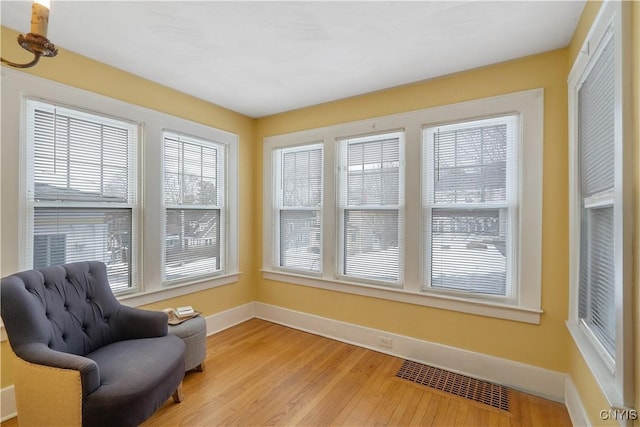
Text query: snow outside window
337 132 405 285
273 143 323 273
163 131 226 284
423 115 519 299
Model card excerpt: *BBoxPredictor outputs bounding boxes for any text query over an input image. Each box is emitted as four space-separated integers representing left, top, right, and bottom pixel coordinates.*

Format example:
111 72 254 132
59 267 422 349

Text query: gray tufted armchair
0 261 186 427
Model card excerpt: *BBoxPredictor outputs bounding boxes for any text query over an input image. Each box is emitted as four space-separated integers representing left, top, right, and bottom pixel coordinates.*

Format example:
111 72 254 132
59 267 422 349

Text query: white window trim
422 114 519 303
161 130 229 285
272 142 324 275
336 130 406 286
24 98 141 294
1 68 240 308
263 89 543 324
567 0 634 413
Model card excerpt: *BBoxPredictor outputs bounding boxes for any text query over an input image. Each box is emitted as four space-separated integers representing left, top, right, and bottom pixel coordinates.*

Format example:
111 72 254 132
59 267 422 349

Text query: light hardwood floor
2 318 573 426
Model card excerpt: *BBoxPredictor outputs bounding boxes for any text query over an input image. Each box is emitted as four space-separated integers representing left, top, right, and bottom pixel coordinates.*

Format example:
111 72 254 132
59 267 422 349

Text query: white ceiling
1 1 585 118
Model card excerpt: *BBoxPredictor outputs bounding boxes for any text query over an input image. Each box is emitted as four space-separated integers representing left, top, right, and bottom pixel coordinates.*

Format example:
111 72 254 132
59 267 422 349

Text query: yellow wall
565 1 640 426
1 2 638 421
0 26 257 388
255 48 571 372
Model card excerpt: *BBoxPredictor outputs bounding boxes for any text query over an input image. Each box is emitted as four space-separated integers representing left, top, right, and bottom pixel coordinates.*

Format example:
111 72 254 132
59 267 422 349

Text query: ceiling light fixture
1 0 58 69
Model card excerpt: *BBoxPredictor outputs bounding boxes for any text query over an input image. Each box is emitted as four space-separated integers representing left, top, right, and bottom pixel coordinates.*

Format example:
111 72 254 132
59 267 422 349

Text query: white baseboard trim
565 376 591 426
1 301 571 422
255 302 567 403
1 385 16 422
204 302 256 336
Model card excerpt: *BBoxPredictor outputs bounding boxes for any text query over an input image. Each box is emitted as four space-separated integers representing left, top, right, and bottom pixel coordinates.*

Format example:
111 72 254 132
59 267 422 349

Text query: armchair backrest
1 261 125 357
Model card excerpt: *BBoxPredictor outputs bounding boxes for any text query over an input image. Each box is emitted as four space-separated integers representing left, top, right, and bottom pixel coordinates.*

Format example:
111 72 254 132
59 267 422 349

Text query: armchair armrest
16 342 100 396
114 305 168 340
14 356 83 426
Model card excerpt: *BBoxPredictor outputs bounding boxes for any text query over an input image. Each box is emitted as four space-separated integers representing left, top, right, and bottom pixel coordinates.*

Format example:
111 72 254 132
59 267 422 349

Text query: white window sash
567 0 634 410
272 143 323 274
25 98 139 294
162 131 227 285
336 131 405 286
422 115 519 301
3 69 239 308
262 89 542 324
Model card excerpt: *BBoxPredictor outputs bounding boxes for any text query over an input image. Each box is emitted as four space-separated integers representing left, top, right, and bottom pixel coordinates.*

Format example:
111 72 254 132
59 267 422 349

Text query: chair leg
172 383 184 403
195 361 205 372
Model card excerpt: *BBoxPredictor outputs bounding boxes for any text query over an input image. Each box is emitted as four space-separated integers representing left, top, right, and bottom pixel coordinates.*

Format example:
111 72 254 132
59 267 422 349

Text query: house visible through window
263 89 542 323
273 143 323 273
338 132 404 285
9 70 240 305
33 234 66 269
423 115 518 299
26 99 138 293
163 131 226 283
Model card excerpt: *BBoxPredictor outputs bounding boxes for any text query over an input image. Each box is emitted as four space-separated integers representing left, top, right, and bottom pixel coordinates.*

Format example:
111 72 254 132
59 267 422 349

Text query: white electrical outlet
378 336 393 348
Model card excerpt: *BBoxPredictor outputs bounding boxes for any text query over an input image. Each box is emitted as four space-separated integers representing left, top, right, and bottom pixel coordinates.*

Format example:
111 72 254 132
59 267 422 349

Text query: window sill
118 272 241 307
566 320 630 412
262 270 541 324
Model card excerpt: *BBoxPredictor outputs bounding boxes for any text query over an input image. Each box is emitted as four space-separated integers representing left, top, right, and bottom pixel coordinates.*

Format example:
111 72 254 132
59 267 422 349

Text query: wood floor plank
283 345 370 426
327 350 388 425
302 352 374 425
406 390 434 425
384 381 420 426
1 319 573 427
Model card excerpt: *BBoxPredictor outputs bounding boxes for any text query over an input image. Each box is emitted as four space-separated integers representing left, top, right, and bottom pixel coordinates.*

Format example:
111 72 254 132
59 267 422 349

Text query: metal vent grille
396 360 510 412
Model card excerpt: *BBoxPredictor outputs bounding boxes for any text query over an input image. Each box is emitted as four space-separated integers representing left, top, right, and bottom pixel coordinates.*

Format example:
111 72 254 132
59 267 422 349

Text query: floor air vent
395 360 510 412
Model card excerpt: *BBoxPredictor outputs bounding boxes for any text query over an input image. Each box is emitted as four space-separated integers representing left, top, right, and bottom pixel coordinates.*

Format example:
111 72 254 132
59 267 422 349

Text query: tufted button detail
103 317 109 323
63 305 68 311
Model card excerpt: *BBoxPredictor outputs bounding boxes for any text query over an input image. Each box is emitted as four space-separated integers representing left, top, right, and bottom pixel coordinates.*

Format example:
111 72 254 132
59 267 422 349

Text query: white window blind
423 115 518 297
274 144 323 273
577 34 616 360
163 131 225 283
26 99 138 293
338 132 404 284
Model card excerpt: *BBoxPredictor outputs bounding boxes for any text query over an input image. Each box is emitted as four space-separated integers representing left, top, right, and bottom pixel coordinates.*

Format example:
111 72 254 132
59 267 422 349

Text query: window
5 69 239 306
567 1 633 409
423 116 518 300
577 34 616 363
25 99 138 293
273 143 323 273
263 89 542 323
337 132 404 284
163 131 226 284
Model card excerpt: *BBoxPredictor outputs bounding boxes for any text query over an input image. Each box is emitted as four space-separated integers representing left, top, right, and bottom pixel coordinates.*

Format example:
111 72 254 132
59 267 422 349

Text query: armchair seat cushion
84 335 185 427
1 262 187 427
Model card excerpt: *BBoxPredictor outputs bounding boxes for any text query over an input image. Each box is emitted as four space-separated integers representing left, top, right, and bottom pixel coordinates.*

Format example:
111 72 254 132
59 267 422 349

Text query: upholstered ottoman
168 315 206 372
